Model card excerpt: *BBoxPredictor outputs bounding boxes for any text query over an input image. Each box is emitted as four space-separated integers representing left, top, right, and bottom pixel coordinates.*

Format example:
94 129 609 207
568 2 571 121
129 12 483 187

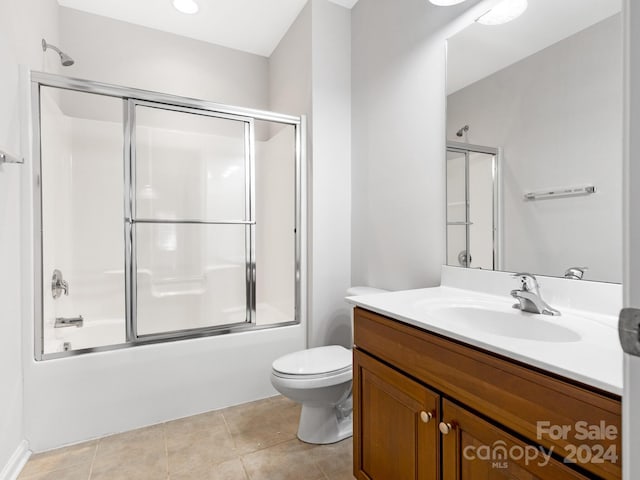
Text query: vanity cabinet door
441 399 591 480
353 349 440 480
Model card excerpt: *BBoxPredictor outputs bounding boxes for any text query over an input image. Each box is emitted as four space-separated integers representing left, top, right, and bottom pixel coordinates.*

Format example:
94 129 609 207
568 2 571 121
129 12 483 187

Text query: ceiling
447 0 622 94
57 0 360 58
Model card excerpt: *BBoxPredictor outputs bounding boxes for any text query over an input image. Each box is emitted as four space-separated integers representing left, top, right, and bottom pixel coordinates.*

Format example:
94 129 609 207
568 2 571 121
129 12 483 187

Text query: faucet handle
511 272 540 291
52 269 69 299
564 267 587 280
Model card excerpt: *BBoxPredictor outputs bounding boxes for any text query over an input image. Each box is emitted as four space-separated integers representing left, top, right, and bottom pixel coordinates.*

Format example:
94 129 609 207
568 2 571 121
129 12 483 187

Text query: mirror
445 0 623 283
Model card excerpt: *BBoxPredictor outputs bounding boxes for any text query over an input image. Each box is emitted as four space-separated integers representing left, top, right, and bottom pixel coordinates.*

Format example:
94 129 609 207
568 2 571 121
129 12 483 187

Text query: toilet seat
271 345 352 389
272 345 351 376
271 367 352 389
272 365 351 381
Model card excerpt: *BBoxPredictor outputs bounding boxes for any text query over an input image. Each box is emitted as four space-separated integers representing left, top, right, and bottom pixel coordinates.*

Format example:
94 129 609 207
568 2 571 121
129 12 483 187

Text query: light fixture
172 0 199 14
429 0 468 5
476 0 527 25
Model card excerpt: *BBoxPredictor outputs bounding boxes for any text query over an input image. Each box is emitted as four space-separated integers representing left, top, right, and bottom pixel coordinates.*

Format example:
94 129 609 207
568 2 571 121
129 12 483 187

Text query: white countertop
346 286 623 396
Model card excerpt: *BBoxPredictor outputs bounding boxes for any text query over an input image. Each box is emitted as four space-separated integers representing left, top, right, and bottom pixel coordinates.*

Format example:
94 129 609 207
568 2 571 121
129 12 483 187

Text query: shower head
42 39 75 67
59 52 75 67
456 125 469 137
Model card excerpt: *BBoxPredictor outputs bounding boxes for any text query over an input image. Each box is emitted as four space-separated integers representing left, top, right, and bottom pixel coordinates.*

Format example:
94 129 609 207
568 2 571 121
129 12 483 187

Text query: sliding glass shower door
127 101 255 339
34 72 303 359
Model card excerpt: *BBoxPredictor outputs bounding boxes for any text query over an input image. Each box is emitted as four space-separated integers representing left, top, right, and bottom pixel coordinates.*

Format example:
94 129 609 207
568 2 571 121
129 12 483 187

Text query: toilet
270 286 388 444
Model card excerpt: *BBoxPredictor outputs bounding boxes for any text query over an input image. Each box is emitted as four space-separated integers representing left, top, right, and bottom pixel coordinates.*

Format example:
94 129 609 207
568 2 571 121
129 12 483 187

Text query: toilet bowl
271 345 353 444
270 286 388 444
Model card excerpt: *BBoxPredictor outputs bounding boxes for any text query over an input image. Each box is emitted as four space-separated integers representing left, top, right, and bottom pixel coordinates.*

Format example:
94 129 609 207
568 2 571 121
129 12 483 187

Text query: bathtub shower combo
32 72 304 359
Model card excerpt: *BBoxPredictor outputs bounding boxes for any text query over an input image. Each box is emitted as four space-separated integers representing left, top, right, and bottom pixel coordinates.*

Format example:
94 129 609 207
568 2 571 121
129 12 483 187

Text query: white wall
447 15 623 283
268 0 353 348
268 3 312 119
309 0 352 347
59 7 269 110
350 0 487 291
0 0 59 474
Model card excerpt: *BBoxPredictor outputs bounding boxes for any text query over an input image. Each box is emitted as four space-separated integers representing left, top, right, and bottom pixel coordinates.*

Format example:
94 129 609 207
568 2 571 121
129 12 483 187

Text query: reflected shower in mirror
446 142 498 271
445 0 623 283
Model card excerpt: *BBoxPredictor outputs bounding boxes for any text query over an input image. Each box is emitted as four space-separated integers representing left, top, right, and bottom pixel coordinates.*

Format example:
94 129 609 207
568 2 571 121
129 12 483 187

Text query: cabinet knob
420 411 433 423
439 422 453 435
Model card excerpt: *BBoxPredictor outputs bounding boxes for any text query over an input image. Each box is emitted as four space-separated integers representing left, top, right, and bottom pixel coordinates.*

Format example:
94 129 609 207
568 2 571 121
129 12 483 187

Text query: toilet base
296 401 353 444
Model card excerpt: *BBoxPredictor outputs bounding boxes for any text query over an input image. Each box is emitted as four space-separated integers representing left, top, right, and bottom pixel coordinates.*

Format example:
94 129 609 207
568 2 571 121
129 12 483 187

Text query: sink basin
418 302 582 343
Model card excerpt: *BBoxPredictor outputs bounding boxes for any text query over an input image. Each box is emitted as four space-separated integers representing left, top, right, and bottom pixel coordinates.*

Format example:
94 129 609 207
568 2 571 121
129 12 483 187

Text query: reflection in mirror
446 143 498 271
445 0 623 283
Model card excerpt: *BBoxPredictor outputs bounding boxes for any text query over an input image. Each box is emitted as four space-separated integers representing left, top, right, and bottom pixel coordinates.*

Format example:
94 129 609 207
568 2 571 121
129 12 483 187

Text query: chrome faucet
55 316 83 328
510 273 561 316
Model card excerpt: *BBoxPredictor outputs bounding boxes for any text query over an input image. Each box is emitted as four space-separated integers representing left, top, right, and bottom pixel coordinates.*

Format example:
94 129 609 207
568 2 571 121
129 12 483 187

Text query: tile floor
18 396 355 480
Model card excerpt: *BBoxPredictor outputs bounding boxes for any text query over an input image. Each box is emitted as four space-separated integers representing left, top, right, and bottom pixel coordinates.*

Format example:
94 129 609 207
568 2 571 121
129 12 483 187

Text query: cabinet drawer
354 307 621 479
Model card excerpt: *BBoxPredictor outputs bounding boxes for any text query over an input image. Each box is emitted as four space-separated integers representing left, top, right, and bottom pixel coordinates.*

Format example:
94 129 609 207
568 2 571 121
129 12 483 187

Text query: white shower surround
24 73 308 451
40 94 297 353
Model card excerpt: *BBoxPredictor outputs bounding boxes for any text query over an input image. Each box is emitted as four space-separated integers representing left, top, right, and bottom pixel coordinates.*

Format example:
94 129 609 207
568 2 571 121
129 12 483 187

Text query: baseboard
0 441 31 480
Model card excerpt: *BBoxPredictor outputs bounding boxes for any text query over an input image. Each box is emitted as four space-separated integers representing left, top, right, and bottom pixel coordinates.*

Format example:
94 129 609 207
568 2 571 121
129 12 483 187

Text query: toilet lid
272 345 352 376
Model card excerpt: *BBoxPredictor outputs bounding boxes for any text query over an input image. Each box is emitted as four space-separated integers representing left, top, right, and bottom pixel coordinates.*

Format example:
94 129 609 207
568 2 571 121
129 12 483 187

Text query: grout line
220 411 232 435
87 440 98 480
220 411 239 452
239 457 251 480
162 422 170 479
221 401 298 457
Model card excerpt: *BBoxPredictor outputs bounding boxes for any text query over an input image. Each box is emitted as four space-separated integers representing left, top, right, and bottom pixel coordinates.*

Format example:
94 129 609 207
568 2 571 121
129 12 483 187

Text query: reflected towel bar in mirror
524 185 596 201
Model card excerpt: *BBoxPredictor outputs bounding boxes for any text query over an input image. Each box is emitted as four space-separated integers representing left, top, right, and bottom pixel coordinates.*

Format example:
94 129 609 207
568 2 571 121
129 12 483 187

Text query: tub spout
55 315 83 328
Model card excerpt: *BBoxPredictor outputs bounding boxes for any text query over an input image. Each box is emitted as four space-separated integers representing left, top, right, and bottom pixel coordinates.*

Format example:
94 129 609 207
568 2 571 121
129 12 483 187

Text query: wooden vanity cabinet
353 349 440 480
353 307 622 480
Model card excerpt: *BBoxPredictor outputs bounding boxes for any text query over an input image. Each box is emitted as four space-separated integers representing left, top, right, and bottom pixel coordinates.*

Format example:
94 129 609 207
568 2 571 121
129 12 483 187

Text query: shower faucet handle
52 269 69 299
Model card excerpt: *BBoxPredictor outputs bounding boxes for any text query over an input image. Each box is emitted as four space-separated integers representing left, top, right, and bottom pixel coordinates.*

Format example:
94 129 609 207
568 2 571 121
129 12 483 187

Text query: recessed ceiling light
172 0 199 15
429 0 468 5
476 0 527 25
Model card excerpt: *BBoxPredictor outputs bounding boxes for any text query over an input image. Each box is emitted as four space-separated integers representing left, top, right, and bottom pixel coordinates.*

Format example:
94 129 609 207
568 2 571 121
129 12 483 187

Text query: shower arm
42 39 62 55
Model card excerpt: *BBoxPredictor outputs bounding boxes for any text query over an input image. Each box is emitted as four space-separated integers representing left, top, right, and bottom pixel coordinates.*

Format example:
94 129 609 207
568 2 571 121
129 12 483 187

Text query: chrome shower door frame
31 71 305 360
